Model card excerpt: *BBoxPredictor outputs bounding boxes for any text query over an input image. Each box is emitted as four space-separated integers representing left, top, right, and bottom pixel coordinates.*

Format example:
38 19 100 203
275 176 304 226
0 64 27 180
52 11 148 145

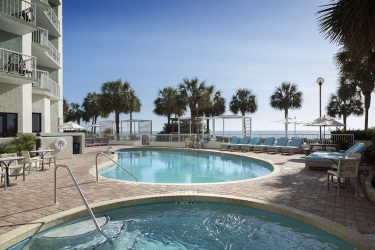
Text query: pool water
11 202 353 249
100 149 273 183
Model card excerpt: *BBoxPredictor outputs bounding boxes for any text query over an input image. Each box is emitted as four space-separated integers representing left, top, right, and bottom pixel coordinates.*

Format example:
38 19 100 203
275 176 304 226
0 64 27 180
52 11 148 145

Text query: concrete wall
32 94 51 133
41 136 72 160
0 30 22 52
0 83 32 133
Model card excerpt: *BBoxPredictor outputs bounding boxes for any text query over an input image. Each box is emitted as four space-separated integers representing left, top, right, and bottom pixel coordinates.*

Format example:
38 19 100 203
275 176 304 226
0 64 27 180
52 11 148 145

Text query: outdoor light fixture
316 77 325 141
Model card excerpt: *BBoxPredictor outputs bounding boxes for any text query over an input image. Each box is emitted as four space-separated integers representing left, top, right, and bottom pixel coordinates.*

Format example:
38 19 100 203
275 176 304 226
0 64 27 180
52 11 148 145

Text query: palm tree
153 87 185 127
68 103 83 125
229 88 257 134
318 0 375 62
326 78 363 129
99 79 132 139
201 90 226 132
82 92 106 133
335 50 375 129
178 78 210 133
63 98 70 123
128 89 141 134
270 82 303 136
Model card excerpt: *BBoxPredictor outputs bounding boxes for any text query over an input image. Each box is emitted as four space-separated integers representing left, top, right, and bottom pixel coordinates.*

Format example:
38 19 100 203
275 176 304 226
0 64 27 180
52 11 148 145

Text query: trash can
73 143 80 154
35 133 41 150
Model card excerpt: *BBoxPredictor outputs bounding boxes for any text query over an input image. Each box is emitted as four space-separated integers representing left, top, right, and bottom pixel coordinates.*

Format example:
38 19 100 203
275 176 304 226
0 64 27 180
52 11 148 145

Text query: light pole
316 77 325 142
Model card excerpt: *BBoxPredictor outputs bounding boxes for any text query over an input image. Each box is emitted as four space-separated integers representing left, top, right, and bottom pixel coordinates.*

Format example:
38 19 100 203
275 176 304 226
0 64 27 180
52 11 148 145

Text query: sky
62 0 375 132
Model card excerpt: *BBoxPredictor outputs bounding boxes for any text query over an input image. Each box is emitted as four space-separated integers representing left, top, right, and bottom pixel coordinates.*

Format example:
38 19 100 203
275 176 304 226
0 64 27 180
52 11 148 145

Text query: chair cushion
275 137 288 146
263 137 275 146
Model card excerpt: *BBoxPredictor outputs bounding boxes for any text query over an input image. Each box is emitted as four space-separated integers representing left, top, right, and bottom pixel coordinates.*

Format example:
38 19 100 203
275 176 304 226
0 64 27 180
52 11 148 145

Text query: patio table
30 149 54 171
0 156 24 188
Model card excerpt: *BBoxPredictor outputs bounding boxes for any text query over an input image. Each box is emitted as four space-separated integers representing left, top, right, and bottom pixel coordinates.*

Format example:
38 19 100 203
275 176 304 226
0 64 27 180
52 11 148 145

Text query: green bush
12 133 35 153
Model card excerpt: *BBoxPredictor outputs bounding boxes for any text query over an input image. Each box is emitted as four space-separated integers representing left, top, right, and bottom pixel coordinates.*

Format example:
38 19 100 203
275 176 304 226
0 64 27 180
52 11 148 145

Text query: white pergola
177 115 252 139
120 119 152 137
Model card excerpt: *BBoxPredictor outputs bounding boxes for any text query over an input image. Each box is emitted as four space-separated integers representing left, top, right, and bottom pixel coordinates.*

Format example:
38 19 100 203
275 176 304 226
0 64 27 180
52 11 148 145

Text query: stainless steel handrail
54 164 101 231
95 152 137 182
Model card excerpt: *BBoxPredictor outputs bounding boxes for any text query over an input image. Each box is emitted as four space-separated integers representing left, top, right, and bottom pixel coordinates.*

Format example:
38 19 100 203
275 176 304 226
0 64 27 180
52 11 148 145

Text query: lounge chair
229 136 251 151
327 153 361 195
253 137 276 153
220 136 240 151
240 137 262 152
267 137 288 154
281 137 304 155
305 142 366 170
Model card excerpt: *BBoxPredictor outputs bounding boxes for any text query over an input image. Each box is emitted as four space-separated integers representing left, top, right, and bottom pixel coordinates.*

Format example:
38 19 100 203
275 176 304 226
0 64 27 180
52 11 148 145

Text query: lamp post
316 77 325 142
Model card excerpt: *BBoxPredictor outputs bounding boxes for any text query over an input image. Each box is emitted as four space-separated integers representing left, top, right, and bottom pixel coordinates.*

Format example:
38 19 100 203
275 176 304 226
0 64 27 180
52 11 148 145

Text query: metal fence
32 27 49 47
0 48 36 79
0 0 36 25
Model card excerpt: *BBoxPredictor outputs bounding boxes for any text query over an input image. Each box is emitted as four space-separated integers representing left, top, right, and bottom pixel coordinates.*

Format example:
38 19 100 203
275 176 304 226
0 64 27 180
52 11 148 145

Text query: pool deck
1 146 375 245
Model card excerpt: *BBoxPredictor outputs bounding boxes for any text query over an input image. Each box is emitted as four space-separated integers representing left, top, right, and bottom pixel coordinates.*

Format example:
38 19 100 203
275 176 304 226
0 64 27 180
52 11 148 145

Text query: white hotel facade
0 0 63 138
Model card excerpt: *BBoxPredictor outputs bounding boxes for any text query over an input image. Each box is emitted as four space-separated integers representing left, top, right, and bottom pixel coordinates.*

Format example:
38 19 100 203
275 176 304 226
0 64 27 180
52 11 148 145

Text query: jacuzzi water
100 148 273 183
11 202 353 249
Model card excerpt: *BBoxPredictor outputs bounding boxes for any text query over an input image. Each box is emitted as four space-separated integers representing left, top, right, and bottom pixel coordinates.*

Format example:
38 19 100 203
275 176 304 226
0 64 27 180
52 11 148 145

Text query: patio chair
327 153 361 195
21 151 43 174
253 137 276 153
220 136 240 151
240 137 263 152
39 148 57 168
0 153 25 188
229 136 251 151
281 137 304 155
267 137 288 154
305 142 366 170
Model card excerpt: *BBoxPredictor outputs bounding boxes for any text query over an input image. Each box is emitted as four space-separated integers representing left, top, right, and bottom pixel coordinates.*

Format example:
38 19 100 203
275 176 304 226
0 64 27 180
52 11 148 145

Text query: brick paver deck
1 146 375 242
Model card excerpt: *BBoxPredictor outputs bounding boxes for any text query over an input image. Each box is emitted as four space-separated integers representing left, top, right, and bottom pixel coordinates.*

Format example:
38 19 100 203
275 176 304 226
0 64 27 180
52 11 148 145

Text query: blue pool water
11 202 353 249
100 148 273 183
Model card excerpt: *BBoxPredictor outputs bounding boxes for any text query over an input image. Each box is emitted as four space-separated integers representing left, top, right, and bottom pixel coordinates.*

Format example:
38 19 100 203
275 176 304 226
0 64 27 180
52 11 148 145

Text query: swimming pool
11 201 353 249
99 148 273 184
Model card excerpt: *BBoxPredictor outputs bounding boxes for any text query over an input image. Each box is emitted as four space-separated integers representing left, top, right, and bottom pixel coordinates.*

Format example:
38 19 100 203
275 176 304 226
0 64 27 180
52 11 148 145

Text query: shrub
331 127 375 140
12 133 35 153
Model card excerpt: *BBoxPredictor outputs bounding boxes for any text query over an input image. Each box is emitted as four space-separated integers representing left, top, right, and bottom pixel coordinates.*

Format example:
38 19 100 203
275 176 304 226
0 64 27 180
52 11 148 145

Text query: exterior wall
0 30 22 52
32 94 51 133
50 100 59 132
0 83 32 133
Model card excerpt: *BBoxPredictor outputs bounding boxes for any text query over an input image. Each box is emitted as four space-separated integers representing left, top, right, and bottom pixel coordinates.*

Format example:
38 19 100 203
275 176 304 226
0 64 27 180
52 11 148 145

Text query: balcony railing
0 48 36 79
32 27 49 47
44 6 60 33
32 27 60 65
0 0 36 25
34 70 60 99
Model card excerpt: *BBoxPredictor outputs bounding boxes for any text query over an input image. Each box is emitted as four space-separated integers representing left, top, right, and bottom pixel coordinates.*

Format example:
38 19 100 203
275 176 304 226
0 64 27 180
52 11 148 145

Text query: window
0 113 17 137
32 113 41 133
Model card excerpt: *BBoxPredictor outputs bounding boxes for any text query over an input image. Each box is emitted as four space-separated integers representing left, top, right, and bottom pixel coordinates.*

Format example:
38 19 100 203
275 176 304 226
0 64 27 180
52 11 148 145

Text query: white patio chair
21 151 43 174
327 153 361 195
0 153 25 180
38 147 57 168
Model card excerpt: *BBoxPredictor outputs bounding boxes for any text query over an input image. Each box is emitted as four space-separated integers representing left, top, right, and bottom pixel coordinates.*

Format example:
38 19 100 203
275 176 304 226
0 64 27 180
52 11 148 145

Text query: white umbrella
58 121 85 131
305 115 344 141
273 117 305 137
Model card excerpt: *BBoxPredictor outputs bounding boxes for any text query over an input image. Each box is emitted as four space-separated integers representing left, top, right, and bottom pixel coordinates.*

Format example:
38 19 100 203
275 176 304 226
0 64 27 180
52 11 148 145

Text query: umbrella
273 117 305 137
305 115 344 141
58 121 85 131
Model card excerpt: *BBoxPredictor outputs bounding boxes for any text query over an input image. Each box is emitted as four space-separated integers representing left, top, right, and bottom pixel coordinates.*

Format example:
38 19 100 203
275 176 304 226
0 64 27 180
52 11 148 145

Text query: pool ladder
95 152 138 182
54 164 102 231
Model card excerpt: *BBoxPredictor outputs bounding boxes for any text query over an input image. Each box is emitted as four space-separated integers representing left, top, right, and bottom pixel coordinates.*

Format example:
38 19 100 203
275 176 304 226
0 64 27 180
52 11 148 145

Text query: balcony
0 48 37 85
35 4 60 37
0 0 37 35
32 27 60 69
33 70 60 100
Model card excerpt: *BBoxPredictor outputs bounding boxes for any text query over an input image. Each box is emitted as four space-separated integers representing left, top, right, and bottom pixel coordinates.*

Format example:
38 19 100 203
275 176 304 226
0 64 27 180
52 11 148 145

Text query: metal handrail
54 164 101 231
95 152 137 182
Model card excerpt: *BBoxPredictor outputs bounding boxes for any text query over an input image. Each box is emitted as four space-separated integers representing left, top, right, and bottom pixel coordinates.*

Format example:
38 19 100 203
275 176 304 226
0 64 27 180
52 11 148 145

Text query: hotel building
0 0 63 138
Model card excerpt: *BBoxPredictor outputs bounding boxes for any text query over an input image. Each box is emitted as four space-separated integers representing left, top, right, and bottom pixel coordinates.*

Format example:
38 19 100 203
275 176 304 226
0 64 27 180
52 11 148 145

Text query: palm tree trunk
284 109 288 137
206 119 210 133
130 112 133 135
115 112 120 140
94 116 97 134
343 115 347 131
241 111 246 134
363 92 371 129
91 116 94 133
167 115 171 126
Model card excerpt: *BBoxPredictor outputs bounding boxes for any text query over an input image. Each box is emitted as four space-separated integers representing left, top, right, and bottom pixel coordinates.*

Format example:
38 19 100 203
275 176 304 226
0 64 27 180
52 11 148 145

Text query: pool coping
0 193 373 250
90 146 280 186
